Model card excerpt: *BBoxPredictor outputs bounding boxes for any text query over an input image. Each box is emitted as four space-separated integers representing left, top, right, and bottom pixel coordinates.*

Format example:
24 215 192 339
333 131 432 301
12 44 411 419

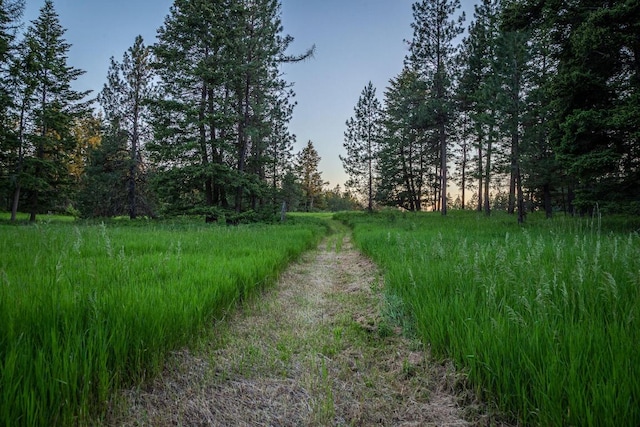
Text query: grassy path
106 225 473 426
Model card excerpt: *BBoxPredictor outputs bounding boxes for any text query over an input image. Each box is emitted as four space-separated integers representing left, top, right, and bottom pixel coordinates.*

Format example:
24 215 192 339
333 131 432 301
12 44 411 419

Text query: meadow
0 214 326 426
338 210 640 426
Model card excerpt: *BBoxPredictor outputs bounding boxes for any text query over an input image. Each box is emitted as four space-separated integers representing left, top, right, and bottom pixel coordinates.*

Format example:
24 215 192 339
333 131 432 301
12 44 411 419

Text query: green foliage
0 0 23 210
324 185 361 212
296 140 326 211
341 211 640 426
76 127 130 218
6 0 90 221
149 0 311 216
98 35 156 219
407 0 465 215
340 81 383 211
377 68 435 211
501 0 640 214
0 217 326 425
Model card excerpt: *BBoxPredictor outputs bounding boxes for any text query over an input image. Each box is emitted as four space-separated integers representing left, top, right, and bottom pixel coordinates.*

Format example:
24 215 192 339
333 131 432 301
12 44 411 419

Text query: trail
106 229 480 426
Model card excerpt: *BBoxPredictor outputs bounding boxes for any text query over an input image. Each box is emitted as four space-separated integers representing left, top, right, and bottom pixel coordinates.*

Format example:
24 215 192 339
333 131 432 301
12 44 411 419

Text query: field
2 211 639 426
338 210 640 426
0 214 326 425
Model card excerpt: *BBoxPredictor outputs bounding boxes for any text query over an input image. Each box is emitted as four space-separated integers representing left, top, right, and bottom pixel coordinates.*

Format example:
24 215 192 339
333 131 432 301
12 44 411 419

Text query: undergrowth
338 210 640 427
0 216 326 425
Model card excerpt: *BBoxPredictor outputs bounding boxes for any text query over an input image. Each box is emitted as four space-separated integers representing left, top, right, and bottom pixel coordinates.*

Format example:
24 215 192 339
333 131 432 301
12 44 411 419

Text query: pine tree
77 124 130 217
502 1 558 218
296 140 325 211
456 0 501 216
99 35 155 219
505 0 640 214
341 81 382 212
407 0 464 215
150 0 311 217
377 68 434 211
264 84 296 209
494 28 529 222
14 0 90 221
0 0 23 212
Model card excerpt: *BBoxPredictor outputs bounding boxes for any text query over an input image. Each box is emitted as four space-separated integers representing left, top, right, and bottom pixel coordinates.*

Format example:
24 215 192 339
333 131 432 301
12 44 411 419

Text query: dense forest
342 0 639 219
1 0 638 222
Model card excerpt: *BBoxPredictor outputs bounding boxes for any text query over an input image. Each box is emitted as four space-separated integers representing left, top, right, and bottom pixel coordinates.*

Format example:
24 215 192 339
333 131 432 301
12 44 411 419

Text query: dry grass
103 230 495 426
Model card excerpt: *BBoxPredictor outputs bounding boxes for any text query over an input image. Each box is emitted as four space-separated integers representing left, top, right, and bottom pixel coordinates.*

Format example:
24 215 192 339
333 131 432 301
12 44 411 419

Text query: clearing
105 227 499 426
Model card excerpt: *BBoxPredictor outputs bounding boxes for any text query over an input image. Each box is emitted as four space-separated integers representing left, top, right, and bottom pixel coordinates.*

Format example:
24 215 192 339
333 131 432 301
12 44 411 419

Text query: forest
1 0 637 222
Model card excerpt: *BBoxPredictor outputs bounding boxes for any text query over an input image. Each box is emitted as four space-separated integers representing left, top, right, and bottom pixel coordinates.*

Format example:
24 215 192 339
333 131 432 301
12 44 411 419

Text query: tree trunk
235 81 250 213
440 122 447 216
10 184 21 221
367 138 373 212
11 106 26 222
31 83 49 223
461 141 467 210
508 156 516 214
543 183 552 218
567 185 575 216
477 134 483 212
513 132 525 223
129 101 139 219
484 123 493 216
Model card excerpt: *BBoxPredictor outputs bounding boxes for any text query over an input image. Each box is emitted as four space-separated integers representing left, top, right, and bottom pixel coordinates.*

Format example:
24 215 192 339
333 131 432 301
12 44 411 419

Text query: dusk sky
22 0 477 188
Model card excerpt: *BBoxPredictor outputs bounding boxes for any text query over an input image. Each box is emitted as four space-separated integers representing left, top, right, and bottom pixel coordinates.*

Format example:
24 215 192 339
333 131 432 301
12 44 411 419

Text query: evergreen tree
456 0 501 216
264 84 296 209
76 123 130 217
280 169 302 212
505 0 640 214
377 68 434 211
407 0 464 215
99 35 155 219
150 0 311 217
325 184 361 212
296 140 325 211
13 0 90 221
68 113 101 185
0 0 23 211
505 2 558 218
494 28 530 222
340 81 382 212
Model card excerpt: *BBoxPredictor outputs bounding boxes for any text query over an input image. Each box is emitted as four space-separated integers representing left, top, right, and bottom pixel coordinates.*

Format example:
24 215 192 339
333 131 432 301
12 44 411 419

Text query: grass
0 214 326 426
338 209 640 426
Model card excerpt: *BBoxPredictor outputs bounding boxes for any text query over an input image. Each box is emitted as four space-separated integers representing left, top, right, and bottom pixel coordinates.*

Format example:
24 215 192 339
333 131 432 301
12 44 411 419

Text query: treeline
341 0 639 219
0 0 359 221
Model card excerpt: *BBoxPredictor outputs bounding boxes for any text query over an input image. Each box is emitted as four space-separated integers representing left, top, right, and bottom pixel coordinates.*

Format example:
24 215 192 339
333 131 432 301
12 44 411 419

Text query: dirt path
107 230 479 426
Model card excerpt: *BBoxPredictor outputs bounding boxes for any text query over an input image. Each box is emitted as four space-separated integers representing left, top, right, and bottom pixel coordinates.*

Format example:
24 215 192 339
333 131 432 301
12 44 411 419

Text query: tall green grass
339 210 640 426
0 216 325 425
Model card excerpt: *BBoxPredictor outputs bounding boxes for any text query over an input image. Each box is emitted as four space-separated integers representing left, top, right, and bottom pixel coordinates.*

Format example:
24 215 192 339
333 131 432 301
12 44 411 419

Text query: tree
149 0 311 218
503 1 558 219
552 1 640 213
296 140 325 211
325 184 361 212
407 0 464 215
266 88 294 188
495 28 530 222
504 0 640 215
12 0 90 221
377 68 434 211
456 0 501 216
76 122 130 217
68 113 101 185
341 81 382 212
99 35 155 219
0 0 23 212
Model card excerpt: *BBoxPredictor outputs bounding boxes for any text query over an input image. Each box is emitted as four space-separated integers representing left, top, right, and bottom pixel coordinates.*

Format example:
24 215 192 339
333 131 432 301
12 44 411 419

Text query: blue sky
23 0 476 188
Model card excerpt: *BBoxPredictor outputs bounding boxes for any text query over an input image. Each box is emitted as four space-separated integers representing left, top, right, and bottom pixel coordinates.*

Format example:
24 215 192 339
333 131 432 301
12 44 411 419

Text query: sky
22 0 477 188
